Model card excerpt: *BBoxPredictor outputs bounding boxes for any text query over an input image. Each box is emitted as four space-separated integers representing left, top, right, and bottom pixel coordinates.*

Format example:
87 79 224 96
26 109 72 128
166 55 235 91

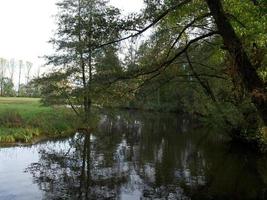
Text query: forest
32 0 266 150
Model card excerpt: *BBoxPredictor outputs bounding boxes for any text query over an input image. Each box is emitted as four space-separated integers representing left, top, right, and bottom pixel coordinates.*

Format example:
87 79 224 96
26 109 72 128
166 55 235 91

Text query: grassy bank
0 97 82 143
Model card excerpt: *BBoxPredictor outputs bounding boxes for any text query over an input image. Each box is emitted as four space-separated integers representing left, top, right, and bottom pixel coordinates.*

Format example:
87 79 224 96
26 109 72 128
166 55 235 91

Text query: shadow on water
24 110 267 200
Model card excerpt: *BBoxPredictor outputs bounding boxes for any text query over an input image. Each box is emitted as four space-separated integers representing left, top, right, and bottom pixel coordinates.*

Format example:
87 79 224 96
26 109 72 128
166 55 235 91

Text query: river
0 110 267 200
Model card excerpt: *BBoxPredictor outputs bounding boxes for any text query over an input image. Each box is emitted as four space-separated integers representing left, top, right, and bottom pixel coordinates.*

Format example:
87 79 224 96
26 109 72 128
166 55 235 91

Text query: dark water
1 110 267 200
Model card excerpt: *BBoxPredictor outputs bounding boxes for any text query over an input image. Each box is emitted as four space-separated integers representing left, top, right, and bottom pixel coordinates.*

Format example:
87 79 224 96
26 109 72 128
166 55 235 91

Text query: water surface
1 110 267 200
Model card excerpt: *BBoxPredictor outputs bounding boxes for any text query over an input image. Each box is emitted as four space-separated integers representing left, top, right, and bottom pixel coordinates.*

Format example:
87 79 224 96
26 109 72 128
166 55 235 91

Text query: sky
0 0 144 84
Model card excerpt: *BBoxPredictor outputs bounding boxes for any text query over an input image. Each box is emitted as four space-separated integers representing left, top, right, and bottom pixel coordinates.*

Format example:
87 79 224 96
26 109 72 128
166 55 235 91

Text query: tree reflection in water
26 111 267 200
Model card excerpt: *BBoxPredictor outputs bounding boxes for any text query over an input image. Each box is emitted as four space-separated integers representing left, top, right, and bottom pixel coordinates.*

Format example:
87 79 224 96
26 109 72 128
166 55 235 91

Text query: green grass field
0 97 81 143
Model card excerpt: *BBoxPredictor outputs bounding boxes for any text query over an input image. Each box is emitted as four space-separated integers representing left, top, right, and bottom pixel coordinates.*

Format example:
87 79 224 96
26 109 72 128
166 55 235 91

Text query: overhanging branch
94 0 192 50
102 31 219 85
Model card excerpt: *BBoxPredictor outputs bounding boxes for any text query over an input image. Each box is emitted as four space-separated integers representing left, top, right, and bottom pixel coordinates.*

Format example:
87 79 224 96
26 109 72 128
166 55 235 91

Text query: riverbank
0 97 82 143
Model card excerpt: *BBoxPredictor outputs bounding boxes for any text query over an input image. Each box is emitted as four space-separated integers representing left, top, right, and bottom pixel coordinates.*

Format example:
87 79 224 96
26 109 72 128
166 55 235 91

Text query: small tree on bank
45 0 122 117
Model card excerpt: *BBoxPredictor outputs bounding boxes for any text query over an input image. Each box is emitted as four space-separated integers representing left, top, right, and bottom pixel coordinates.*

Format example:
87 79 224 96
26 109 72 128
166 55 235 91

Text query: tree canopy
40 0 267 146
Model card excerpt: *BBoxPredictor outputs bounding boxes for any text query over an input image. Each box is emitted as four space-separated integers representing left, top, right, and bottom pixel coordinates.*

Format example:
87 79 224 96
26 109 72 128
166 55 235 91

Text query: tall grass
0 97 82 143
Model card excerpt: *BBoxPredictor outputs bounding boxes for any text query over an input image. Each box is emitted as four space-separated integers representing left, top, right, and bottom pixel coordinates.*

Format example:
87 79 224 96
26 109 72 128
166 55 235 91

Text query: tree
46 0 121 116
0 58 7 96
2 77 16 96
8 59 16 84
205 0 267 125
18 60 23 97
25 61 33 85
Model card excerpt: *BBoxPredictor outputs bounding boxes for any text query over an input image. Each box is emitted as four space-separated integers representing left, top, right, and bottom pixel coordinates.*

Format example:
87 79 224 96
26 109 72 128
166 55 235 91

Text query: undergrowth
0 97 82 143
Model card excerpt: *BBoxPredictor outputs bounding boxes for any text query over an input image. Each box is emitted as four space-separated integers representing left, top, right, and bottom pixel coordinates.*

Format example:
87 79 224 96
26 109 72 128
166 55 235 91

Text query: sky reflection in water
1 110 267 200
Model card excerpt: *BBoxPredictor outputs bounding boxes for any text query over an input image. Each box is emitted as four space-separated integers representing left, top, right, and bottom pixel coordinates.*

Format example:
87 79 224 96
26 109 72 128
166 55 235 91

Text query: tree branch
167 13 212 57
94 0 192 50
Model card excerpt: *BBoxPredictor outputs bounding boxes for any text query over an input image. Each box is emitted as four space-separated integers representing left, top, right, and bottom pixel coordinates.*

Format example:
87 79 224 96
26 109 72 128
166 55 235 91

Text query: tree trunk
78 0 90 116
0 59 5 96
1 67 3 97
18 61 22 97
82 62 89 114
205 0 267 125
85 5 93 116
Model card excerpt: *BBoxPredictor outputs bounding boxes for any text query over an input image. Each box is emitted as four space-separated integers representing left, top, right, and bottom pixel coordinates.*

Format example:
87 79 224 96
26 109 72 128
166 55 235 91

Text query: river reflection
2 110 267 200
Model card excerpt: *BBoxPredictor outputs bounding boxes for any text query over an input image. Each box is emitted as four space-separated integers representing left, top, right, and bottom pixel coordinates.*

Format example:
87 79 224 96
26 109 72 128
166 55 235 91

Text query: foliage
125 0 266 139
1 77 16 96
43 0 123 115
39 0 267 148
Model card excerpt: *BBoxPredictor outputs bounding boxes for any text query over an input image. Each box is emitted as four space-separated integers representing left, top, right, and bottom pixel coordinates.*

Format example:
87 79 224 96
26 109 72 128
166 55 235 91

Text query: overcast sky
0 0 144 72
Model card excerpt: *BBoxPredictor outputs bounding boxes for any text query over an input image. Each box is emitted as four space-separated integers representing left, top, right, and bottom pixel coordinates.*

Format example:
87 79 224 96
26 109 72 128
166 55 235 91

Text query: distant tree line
0 58 41 97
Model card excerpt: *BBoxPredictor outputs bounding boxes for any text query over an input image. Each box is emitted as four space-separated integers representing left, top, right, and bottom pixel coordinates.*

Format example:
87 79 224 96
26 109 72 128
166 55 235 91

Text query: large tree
114 0 267 125
204 0 267 124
